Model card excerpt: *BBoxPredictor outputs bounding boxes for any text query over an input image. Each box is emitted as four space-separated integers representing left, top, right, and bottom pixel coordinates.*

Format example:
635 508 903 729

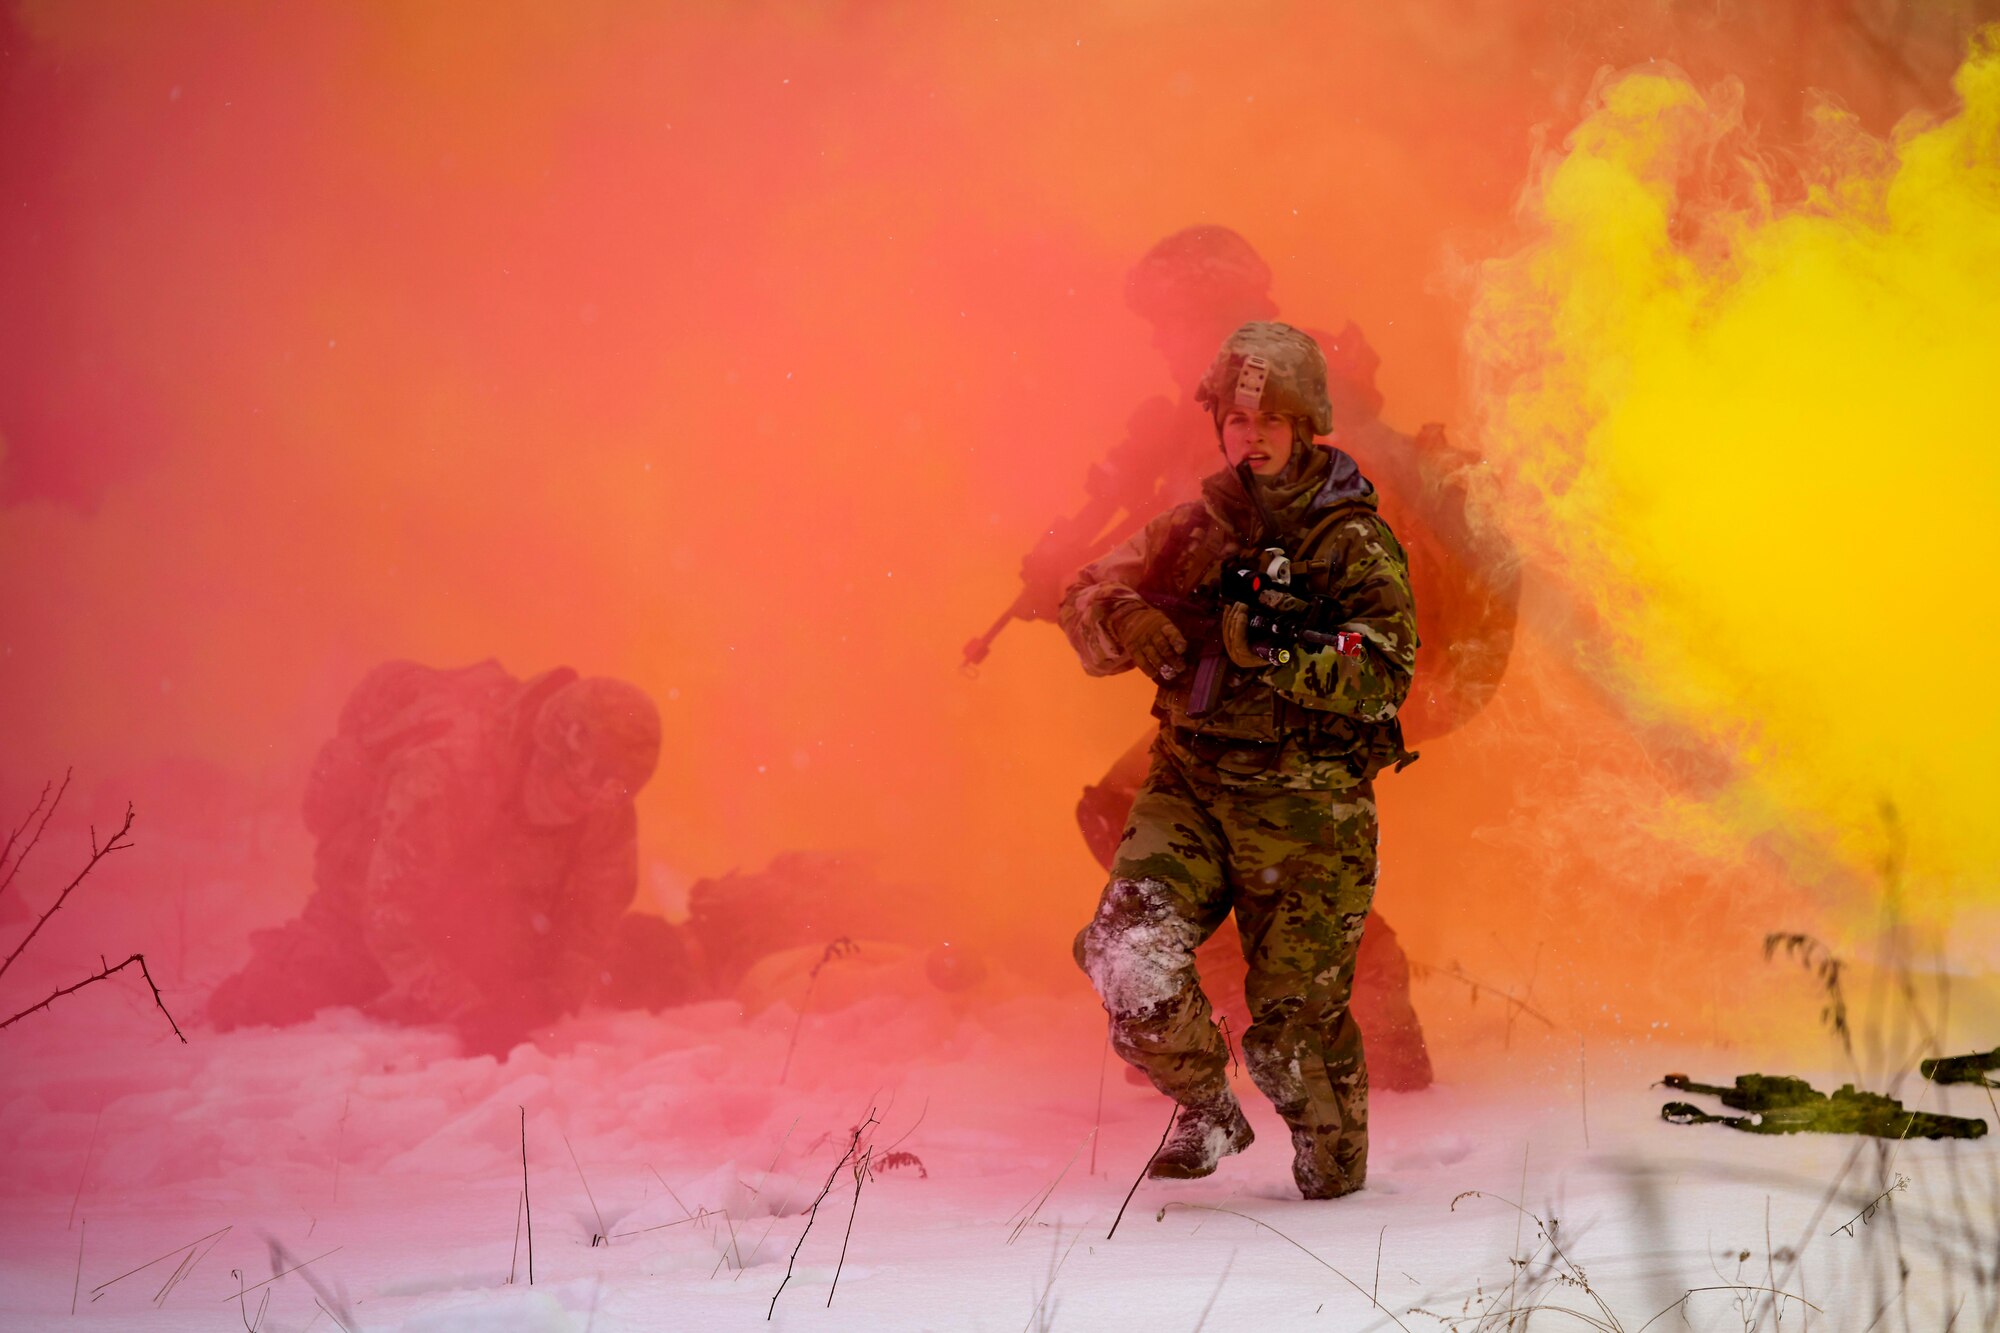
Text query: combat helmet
1194 321 1333 437
1124 226 1277 327
533 677 663 803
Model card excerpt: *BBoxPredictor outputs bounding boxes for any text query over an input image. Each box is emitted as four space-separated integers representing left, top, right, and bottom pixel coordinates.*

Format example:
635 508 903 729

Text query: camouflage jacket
1060 444 1418 789
302 660 639 1024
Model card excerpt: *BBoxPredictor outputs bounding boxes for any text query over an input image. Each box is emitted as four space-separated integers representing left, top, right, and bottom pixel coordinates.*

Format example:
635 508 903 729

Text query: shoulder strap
1299 499 1375 561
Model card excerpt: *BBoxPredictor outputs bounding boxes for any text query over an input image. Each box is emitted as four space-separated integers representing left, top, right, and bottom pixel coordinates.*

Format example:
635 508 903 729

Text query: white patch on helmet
1233 354 1271 411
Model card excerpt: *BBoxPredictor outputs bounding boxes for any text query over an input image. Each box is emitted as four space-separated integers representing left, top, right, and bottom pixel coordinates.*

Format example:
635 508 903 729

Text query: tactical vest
1138 499 1412 782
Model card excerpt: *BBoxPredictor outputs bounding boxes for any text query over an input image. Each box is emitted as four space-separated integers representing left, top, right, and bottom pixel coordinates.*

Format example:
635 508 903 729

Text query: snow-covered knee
1081 877 1200 1022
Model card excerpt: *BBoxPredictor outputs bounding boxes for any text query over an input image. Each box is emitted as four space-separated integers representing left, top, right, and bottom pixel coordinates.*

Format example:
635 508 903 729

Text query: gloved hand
1220 602 1267 669
1111 602 1188 683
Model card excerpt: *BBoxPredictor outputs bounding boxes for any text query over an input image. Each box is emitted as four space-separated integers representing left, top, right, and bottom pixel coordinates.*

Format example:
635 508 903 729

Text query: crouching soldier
1061 322 1417 1199
208 660 685 1056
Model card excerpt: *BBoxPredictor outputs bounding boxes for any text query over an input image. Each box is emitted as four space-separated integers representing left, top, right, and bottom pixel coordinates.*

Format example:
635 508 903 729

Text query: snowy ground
3 982 1997 1332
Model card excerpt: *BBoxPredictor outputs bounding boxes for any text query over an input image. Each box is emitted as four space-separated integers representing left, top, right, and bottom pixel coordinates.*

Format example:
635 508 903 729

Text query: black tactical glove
1111 602 1188 684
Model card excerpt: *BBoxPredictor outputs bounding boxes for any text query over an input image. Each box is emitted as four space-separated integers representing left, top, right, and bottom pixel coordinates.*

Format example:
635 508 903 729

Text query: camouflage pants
1074 751 1377 1195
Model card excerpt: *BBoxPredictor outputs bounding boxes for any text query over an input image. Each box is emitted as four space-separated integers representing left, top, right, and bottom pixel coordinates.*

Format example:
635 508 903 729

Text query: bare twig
71 1219 84 1316
2 952 186 1042
827 1147 872 1306
520 1106 535 1285
1108 1101 1178 1241
768 1109 878 1319
1 770 67 898
0 800 134 982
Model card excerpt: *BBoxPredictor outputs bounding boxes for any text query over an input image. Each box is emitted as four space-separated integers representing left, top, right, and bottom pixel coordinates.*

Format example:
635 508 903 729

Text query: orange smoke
0 3 1976 1050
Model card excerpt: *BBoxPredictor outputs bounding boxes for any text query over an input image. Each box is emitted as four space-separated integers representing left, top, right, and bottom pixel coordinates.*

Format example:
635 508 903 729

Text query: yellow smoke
1468 33 2000 927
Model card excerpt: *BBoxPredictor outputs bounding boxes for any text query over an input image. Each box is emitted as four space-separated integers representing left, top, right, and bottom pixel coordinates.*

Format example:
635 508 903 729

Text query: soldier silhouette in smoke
972 225 1521 1091
208 660 690 1057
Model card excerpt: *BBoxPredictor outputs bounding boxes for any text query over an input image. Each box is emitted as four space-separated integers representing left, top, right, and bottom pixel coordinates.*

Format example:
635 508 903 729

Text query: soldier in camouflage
207 660 683 1056
1061 322 1416 1199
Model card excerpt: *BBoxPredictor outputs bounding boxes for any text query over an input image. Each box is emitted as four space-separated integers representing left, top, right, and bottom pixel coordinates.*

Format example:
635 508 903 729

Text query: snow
2 982 1997 1330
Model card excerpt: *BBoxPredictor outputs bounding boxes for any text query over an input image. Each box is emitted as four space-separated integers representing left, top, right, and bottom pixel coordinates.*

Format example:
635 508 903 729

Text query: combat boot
1289 1125 1365 1200
1147 1097 1254 1180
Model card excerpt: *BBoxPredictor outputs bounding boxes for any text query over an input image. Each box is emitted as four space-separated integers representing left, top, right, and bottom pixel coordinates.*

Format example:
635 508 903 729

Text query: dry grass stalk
519 1105 535 1285
71 1219 84 1316
1023 1222 1084 1333
508 1188 524 1284
767 1108 879 1318
1191 1248 1237 1332
611 1207 714 1240
264 1235 358 1329
561 1128 609 1246
1407 956 1557 1031
231 1267 271 1332
1763 932 1853 1064
777 936 858 1084
733 1115 802 1274
68 1107 102 1230
221 1247 341 1306
1007 1130 1093 1245
1832 1175 1909 1239
1091 1036 1109 1175
1158 1201 1416 1330
89 1223 232 1302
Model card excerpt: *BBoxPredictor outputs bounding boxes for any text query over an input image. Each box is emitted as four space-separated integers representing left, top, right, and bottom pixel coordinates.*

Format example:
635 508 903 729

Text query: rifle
1920 1045 2000 1087
963 496 1154 670
1660 1071 1987 1140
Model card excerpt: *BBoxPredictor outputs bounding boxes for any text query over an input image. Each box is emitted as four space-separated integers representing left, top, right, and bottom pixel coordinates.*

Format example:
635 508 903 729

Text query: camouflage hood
1199 444 1378 547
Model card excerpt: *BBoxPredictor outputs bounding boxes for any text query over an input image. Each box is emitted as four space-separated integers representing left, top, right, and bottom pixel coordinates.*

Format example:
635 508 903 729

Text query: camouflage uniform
207 660 682 1055
1062 330 1417 1197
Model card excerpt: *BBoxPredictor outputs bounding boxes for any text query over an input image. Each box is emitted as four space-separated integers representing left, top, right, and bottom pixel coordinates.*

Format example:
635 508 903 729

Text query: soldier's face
1220 407 1297 476
523 741 641 826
